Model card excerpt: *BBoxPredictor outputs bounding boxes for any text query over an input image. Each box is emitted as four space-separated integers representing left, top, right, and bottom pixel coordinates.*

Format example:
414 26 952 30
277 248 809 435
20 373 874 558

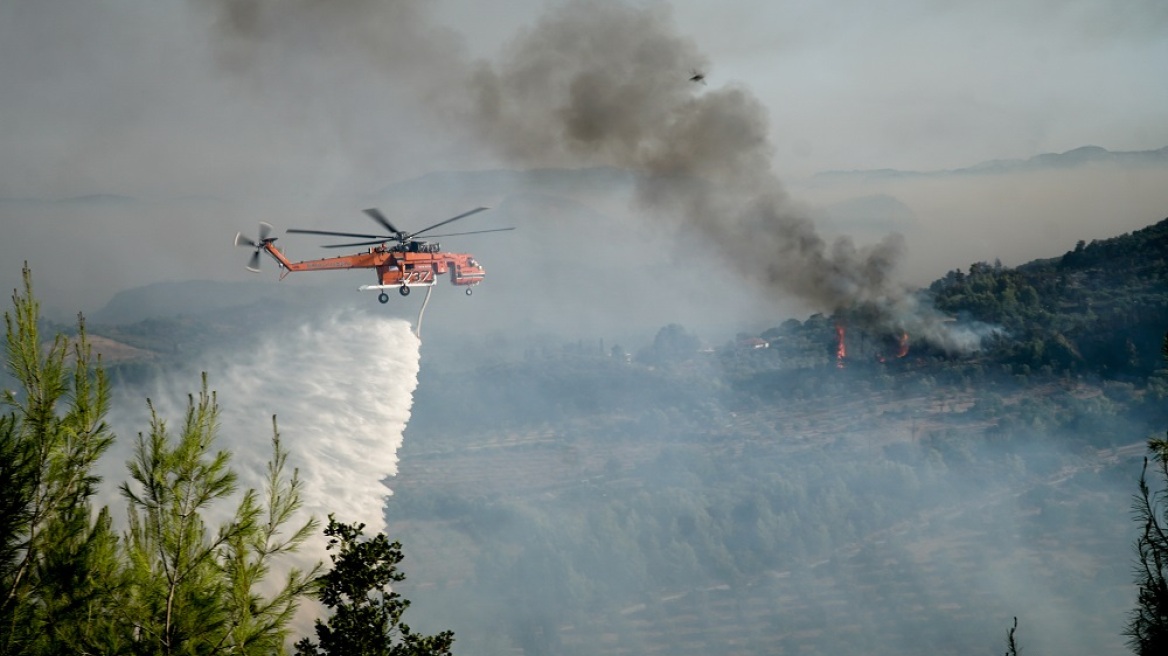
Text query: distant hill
88 279 335 325
813 145 1168 184
817 193 919 234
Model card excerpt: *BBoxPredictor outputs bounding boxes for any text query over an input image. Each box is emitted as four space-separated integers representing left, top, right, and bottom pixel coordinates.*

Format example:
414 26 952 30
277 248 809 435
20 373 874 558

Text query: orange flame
835 324 846 368
896 332 910 358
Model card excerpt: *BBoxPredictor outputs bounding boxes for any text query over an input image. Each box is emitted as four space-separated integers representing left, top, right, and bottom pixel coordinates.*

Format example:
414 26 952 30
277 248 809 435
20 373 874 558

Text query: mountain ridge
812 145 1168 184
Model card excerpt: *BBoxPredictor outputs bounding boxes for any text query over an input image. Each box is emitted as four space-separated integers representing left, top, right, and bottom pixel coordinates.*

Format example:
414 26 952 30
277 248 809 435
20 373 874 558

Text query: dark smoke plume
205 0 983 351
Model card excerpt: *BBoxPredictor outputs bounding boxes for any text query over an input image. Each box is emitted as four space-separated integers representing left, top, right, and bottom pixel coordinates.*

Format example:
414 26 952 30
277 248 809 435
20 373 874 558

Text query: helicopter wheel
465 287 474 296
399 285 411 297
378 293 389 304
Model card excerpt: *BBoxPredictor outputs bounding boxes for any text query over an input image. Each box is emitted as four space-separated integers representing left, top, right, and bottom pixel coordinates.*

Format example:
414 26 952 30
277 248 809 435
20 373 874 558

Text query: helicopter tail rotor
234 222 275 272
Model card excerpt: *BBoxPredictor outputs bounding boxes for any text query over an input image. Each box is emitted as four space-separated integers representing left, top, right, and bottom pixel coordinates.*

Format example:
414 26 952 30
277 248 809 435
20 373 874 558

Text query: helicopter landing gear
378 292 389 304
465 287 474 296
399 285 411 297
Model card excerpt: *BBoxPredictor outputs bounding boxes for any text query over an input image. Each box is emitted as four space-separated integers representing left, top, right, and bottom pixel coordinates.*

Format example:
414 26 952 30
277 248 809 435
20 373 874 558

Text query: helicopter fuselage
259 241 485 292
237 206 507 302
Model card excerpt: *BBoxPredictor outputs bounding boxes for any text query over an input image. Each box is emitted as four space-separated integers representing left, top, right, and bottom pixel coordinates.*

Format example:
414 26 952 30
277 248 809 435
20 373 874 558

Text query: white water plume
105 310 421 544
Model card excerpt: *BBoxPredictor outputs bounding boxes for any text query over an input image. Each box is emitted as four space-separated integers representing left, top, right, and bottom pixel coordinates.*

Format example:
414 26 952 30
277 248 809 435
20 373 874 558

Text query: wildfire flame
835 324 846 368
897 331 910 358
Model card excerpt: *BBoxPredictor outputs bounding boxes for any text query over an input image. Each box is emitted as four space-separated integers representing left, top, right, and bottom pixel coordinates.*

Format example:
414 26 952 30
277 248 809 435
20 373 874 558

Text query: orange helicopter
234 207 512 303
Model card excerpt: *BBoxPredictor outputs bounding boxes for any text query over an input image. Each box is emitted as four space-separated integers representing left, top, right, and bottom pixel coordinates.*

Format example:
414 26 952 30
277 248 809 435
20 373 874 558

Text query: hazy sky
1 0 1166 322
449 0 1168 176
2 0 1164 197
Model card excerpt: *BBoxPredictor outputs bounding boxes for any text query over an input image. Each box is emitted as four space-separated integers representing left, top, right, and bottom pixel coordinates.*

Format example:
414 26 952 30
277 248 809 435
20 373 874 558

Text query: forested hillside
929 217 1168 377
392 217 1168 655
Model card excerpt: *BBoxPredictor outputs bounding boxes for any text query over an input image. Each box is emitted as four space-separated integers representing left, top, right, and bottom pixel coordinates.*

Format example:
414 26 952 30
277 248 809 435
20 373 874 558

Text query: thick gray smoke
458 1 978 349
204 0 980 350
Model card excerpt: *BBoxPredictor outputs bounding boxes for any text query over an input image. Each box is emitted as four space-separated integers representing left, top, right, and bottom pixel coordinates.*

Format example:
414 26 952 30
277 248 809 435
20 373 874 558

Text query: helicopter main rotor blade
422 227 516 238
287 228 387 239
407 207 490 240
363 208 403 238
321 240 391 249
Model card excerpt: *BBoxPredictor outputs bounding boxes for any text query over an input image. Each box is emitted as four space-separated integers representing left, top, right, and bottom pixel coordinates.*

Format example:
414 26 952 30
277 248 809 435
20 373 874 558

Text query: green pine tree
0 264 118 654
294 517 454 656
120 378 319 655
1127 332 1168 655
